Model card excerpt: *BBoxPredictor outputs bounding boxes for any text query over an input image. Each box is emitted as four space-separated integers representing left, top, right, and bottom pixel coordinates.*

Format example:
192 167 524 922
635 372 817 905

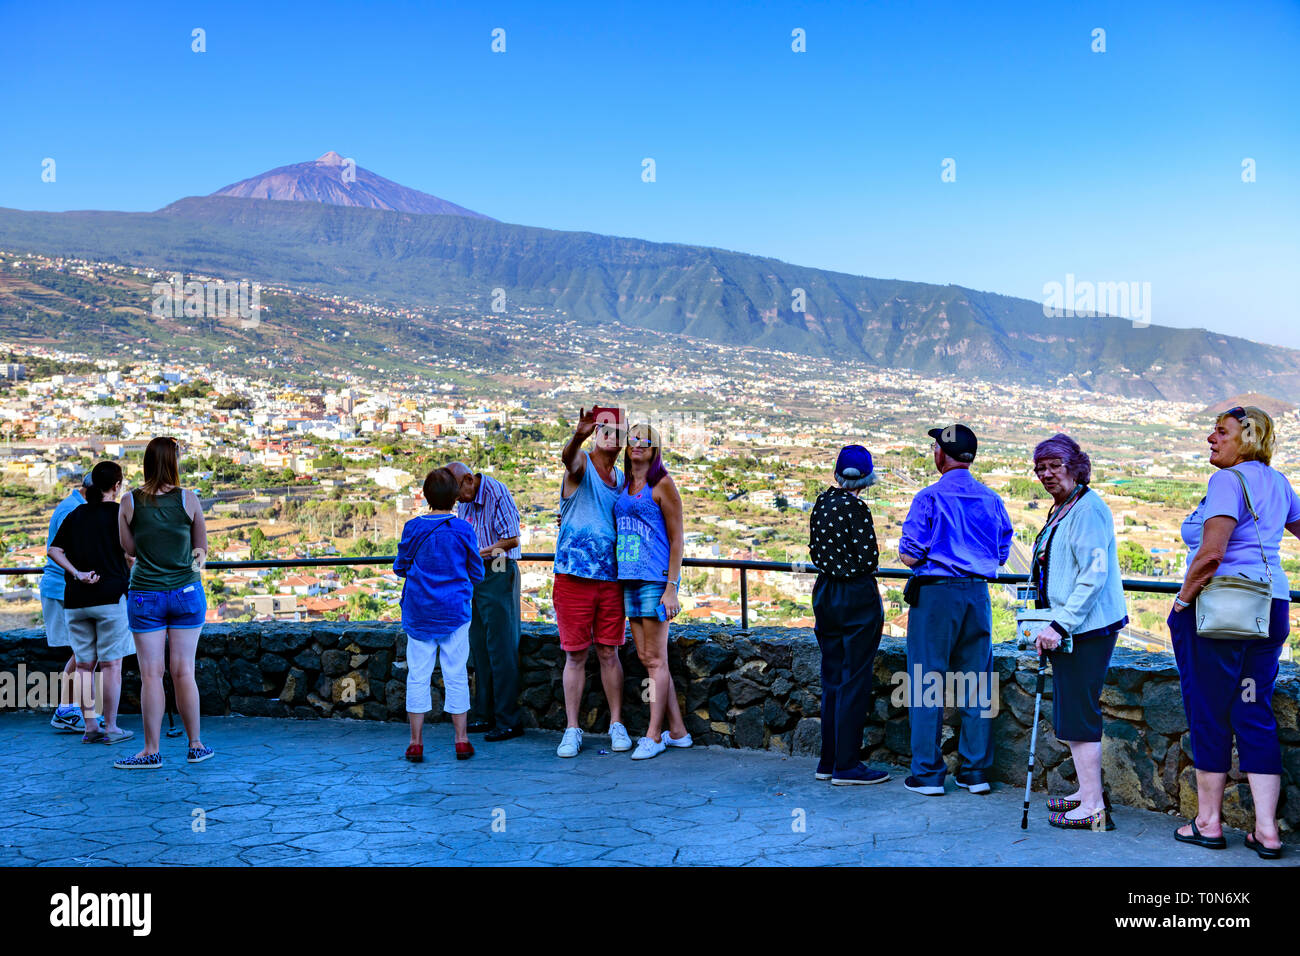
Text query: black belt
903 574 987 607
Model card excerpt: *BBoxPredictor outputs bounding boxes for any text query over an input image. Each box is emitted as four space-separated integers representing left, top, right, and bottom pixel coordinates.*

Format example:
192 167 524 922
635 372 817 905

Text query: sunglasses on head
1224 406 1247 422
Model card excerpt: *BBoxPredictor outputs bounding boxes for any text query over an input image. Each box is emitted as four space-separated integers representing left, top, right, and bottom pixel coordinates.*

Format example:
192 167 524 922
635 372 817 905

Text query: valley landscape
2 153 1299 658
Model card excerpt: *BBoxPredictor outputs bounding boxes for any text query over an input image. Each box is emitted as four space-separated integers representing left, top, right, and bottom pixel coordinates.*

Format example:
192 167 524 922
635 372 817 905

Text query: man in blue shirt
41 476 88 732
898 424 1012 796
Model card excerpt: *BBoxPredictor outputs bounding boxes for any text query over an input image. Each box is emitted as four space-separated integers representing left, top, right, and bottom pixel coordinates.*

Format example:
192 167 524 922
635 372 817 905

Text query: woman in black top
808 444 887 786
48 461 134 745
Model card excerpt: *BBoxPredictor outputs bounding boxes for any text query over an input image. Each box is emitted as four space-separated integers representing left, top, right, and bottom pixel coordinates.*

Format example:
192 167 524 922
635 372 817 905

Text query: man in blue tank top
553 407 632 758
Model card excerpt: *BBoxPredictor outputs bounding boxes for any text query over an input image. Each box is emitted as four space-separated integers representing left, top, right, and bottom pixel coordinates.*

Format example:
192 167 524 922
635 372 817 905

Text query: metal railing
6 552 1294 632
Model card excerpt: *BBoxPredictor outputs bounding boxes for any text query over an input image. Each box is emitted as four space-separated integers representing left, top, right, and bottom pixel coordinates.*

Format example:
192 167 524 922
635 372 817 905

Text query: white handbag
1195 469 1273 640
1015 609 1073 653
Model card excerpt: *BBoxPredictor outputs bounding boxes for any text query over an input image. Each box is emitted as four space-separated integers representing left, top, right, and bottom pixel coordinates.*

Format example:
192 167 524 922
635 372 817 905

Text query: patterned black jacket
808 487 880 579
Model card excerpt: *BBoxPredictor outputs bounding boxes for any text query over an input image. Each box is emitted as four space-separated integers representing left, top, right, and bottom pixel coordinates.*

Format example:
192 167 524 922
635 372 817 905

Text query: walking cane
1020 649 1046 830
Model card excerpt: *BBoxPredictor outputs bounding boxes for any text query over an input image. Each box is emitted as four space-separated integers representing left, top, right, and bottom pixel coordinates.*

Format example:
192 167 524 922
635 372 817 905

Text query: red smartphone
590 406 622 427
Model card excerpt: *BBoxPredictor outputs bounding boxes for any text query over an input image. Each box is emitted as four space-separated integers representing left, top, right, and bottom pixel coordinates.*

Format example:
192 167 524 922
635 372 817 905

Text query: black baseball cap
927 424 978 462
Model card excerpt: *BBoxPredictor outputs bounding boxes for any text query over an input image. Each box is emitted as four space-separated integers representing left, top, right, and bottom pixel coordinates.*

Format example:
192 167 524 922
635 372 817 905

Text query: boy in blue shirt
394 467 485 762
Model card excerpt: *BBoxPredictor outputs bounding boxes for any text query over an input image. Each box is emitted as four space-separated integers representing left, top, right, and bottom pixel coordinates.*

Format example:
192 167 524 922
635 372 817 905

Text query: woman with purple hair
1027 433 1128 830
615 423 690 760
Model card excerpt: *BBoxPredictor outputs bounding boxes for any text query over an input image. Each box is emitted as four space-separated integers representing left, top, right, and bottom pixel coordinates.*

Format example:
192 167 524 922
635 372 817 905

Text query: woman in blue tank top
615 423 690 760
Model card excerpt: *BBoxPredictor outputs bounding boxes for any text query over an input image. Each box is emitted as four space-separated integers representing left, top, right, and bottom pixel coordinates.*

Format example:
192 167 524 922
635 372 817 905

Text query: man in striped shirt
447 462 525 740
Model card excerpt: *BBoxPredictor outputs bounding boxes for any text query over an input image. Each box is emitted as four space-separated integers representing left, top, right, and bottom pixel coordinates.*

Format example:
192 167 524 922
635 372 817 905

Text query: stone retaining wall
3 622 1297 838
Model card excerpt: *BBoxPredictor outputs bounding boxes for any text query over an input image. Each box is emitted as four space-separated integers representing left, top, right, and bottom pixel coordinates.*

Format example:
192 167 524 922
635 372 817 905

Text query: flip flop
1245 833 1283 860
1174 819 1226 850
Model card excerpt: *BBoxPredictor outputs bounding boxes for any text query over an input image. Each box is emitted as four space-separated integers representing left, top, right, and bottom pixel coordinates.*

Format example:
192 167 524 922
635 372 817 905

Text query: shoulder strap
1228 468 1271 583
408 514 454 553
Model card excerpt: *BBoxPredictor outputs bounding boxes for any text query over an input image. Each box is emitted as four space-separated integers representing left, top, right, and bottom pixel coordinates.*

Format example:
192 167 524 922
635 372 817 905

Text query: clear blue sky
2 0 1297 345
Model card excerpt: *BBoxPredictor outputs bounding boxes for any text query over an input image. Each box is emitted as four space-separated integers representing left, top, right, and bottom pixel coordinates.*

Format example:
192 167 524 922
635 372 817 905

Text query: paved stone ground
0 713 1293 867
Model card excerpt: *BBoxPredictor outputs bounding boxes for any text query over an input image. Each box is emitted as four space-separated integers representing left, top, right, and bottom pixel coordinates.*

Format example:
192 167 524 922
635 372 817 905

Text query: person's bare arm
1286 518 1300 541
560 408 597 497
118 492 136 558
656 477 685 619
480 536 520 560
1175 515 1236 610
186 489 209 571
900 553 920 568
48 546 98 584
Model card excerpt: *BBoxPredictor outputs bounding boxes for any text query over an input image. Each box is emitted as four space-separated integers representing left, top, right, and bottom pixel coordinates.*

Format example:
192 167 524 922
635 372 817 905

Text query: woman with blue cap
807 444 887 786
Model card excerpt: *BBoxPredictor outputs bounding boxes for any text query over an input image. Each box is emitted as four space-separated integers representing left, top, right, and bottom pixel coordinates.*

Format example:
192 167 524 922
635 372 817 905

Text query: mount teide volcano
0 155 1297 404
211 151 493 220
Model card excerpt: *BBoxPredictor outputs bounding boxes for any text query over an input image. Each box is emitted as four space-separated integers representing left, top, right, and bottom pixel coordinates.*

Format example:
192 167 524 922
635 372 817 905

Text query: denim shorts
623 579 672 619
127 584 207 632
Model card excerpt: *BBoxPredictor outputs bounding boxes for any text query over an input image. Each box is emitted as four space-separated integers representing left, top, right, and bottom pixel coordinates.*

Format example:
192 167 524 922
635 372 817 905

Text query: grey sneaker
50 708 84 733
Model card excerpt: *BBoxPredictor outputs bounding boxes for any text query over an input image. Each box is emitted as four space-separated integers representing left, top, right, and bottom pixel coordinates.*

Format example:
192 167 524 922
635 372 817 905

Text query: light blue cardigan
1038 488 1128 636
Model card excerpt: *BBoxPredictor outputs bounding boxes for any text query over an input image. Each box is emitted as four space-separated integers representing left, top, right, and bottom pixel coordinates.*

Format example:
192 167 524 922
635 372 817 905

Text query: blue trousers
1169 598 1287 775
812 575 884 772
905 578 994 785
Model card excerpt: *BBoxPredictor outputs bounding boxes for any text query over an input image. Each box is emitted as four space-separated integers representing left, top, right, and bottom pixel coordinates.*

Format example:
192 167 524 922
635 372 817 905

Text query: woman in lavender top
1171 406 1300 859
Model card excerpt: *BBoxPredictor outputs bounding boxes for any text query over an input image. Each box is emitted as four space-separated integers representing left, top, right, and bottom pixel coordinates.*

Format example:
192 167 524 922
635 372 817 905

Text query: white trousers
405 622 470 715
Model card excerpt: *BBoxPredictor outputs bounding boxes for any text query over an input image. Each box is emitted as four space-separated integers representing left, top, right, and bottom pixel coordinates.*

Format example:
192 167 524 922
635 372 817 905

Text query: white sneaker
630 736 666 760
609 722 633 752
662 729 693 749
557 727 583 758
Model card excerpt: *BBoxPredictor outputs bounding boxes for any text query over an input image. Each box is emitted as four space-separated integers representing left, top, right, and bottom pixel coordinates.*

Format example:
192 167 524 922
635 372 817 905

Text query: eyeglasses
1033 460 1065 476
627 437 653 449
595 425 621 437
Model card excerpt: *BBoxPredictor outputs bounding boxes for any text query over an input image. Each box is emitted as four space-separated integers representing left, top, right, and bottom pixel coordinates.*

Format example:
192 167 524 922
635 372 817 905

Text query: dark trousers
813 574 884 772
468 559 523 728
905 578 994 785
1169 598 1288 774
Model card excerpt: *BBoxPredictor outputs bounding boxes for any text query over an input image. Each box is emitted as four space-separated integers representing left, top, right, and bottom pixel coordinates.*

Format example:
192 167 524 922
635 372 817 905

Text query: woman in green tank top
115 437 212 770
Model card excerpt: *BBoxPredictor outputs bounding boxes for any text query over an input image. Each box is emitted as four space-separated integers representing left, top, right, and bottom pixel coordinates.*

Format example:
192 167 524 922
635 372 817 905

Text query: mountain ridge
0 195 1293 404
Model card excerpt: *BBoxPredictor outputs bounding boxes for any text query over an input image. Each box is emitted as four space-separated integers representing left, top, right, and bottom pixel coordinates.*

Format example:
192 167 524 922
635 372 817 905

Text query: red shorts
554 573 626 652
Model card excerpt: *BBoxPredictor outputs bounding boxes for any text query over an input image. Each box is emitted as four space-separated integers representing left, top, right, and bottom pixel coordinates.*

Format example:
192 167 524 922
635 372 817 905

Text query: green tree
1117 540 1154 575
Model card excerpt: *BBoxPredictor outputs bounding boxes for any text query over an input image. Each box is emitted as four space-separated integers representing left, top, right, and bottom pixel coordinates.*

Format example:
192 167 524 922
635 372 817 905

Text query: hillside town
5 316 1299 663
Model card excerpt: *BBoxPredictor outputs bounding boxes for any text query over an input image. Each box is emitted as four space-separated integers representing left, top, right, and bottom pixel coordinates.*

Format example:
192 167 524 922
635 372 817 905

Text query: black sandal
1245 833 1283 860
1174 819 1226 850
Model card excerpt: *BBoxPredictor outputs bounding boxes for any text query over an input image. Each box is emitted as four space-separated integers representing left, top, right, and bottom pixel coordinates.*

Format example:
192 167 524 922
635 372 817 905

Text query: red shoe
405 744 423 763
455 741 474 761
